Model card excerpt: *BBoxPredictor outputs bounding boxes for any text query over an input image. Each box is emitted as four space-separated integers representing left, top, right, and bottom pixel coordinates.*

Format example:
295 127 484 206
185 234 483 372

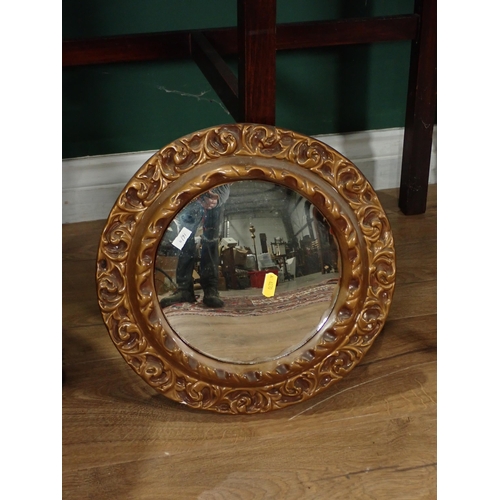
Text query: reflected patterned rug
162 278 339 317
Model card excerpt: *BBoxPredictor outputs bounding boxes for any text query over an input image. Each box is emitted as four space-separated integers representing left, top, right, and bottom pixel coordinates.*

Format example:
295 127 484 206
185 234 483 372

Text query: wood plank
63 258 103 328
375 184 437 216
394 238 436 286
362 314 436 366
237 0 277 124
62 30 191 67
399 0 437 215
62 16 419 68
63 346 436 451
63 351 436 497
62 186 437 499
191 32 239 119
62 219 106 261
63 323 121 366
276 15 418 50
63 459 436 500
211 15 419 54
389 280 436 321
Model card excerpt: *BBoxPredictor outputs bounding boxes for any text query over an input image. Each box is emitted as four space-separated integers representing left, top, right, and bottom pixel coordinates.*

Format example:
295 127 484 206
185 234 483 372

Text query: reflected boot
159 288 196 308
202 286 224 308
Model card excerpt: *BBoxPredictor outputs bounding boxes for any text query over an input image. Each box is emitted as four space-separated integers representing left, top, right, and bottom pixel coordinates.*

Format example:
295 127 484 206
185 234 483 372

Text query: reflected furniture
221 246 251 290
270 238 292 282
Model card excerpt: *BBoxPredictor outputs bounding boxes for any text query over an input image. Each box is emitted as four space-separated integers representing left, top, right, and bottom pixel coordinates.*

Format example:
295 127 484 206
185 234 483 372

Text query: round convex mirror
155 180 341 364
97 124 396 414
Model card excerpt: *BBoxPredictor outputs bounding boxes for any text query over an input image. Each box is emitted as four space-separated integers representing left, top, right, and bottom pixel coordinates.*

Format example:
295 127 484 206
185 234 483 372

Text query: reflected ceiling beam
224 200 287 216
223 182 290 216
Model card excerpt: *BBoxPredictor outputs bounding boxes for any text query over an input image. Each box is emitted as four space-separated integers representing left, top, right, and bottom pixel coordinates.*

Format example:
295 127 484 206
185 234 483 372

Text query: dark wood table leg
237 0 277 124
399 0 437 215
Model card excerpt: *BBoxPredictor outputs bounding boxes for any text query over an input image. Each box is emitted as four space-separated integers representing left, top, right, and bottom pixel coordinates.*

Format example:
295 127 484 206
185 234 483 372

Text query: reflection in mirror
155 180 341 364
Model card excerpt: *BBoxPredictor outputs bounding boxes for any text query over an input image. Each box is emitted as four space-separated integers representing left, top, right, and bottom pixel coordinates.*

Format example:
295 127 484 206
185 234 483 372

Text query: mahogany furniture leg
237 0 277 124
399 0 437 215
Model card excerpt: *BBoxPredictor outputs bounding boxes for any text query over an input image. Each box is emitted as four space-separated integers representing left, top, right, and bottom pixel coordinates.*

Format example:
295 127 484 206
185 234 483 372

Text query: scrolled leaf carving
204 127 239 157
107 314 147 353
244 124 290 158
96 124 396 414
160 142 198 172
370 250 397 290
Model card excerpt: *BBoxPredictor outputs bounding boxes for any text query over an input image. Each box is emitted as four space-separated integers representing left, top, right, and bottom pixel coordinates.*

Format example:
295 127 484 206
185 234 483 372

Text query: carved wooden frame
96 123 396 414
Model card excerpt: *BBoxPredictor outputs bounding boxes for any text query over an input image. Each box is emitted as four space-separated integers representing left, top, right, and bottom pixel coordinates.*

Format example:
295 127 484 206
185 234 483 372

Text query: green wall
62 0 414 159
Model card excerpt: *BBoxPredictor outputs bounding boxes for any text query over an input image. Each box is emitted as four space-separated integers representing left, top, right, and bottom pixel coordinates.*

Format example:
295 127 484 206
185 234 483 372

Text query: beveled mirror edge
143 162 363 366
96 123 396 414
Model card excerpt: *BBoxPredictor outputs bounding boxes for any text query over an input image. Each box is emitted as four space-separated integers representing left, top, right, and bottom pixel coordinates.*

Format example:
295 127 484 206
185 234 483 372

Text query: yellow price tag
262 272 278 297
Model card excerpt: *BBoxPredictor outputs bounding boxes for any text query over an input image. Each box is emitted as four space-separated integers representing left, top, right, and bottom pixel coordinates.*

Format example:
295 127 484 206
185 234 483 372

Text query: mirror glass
155 180 341 364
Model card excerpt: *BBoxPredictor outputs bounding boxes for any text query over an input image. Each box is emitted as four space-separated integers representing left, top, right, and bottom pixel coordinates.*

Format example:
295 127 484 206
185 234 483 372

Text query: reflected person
160 185 230 308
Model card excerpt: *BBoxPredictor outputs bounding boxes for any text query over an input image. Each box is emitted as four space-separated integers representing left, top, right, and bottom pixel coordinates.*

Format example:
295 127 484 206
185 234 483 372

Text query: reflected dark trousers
175 201 221 292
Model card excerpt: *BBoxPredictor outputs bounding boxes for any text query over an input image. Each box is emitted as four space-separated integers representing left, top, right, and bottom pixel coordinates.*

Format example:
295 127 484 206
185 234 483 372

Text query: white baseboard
62 126 437 223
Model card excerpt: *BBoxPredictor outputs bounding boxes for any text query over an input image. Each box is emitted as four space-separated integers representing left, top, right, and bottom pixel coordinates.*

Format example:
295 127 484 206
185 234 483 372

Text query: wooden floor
62 186 437 499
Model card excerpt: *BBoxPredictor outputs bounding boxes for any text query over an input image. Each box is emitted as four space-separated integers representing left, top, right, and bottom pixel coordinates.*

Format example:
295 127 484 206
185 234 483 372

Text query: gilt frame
96 123 396 414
